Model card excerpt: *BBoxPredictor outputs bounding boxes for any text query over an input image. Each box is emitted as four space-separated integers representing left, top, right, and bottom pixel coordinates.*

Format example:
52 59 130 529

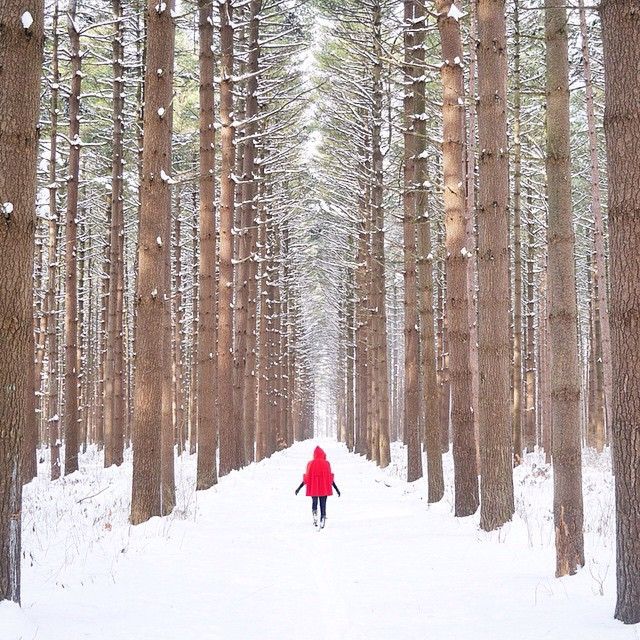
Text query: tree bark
512 0 523 466
240 0 261 464
476 0 514 531
403 0 423 483
64 0 83 476
601 0 640 624
417 218 444 502
0 0 43 602
524 195 537 452
104 0 126 468
196 0 218 490
437 0 478 517
578 0 610 451
371 1 391 468
218 0 236 476
545 0 584 577
130 0 175 525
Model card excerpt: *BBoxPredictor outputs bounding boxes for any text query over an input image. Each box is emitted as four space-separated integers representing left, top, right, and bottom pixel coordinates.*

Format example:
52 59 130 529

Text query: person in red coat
295 446 340 528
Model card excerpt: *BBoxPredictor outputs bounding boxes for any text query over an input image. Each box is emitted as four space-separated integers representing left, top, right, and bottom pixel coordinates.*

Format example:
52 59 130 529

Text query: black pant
311 496 327 519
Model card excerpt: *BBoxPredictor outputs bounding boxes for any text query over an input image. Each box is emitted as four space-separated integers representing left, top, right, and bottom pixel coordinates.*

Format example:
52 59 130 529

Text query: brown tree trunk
524 189 537 452
218 0 236 476
196 0 218 490
240 0 261 464
601 0 640 623
256 195 270 461
130 0 175 525
588 250 606 452
579 0 612 448
104 0 126 468
346 258 356 452
436 224 450 454
545 0 584 577
539 268 552 462
476 0 514 531
437 0 478 517
417 219 444 502
355 218 369 457
0 0 43 601
403 0 422 483
512 0 523 466
371 1 391 468
64 0 82 475
465 0 480 466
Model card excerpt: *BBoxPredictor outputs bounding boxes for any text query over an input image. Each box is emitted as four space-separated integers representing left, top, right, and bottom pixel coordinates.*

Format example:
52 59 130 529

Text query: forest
1 0 639 637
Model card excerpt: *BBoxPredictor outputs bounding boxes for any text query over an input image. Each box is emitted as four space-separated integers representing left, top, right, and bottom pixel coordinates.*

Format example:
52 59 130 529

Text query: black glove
295 487 300 495
295 482 304 495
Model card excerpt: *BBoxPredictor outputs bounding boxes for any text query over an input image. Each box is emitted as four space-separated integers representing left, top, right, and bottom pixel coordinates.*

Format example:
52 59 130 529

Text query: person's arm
332 481 341 497
295 481 305 495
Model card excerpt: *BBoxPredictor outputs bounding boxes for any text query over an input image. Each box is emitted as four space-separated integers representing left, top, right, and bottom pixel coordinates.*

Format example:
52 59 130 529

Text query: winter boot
312 510 318 527
319 516 326 529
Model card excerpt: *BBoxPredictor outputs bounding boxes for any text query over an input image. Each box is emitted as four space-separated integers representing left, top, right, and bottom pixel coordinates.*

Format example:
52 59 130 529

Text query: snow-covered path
3 440 636 639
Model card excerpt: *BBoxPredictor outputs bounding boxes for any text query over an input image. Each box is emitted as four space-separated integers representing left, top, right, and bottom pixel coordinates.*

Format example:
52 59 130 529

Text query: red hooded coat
303 446 334 497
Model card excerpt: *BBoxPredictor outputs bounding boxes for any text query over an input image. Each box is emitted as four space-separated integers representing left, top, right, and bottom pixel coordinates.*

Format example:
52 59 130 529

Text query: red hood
313 446 326 460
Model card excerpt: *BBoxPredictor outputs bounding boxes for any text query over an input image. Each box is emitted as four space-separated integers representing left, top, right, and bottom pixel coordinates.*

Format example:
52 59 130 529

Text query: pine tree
0 0 44 602
195 0 218 492
476 0 514 531
130 0 176 525
601 0 640 624
545 0 584 577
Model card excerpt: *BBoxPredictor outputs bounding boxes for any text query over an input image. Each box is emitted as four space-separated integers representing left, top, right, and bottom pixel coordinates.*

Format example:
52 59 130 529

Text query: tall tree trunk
256 194 270 461
601 0 640 623
512 0 523 466
524 194 537 451
403 0 422 482
371 1 391 467
539 268 552 462
218 0 236 476
437 0 478 517
130 0 175 525
476 0 514 531
436 223 450 454
241 0 261 464
417 219 444 502
588 249 606 452
355 218 369 457
44 0 62 481
545 0 584 577
464 0 480 473
47 213 62 477
105 0 126 468
0 0 43 602
196 0 218 490
346 257 356 451
64 0 82 475
578 0 611 448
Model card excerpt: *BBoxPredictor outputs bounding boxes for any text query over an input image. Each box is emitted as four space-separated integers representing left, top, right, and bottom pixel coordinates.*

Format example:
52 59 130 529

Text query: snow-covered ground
1 440 634 639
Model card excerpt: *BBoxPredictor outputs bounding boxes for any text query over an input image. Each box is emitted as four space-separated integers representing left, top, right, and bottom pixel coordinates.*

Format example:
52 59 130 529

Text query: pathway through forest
4 441 636 639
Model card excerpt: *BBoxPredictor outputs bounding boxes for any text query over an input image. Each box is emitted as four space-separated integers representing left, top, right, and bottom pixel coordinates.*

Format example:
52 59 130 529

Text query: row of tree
310 0 640 624
0 0 320 604
1 0 640 626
